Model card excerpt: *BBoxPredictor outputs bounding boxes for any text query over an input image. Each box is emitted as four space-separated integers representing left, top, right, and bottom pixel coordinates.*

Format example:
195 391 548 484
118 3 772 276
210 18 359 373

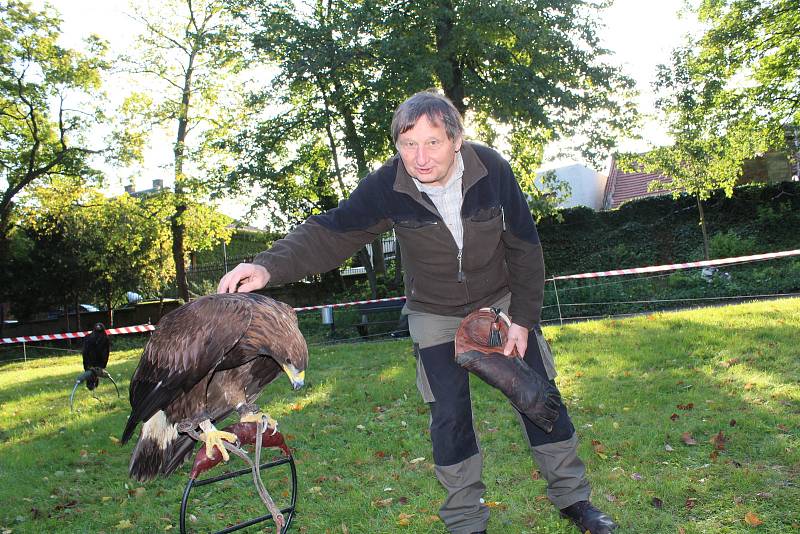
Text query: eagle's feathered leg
237 403 278 435
197 420 238 462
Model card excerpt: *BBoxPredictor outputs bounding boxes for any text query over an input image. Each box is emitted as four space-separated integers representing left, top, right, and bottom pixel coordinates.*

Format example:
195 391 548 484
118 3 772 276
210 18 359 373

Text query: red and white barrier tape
4 249 798 346
551 249 800 281
292 295 406 312
2 324 154 345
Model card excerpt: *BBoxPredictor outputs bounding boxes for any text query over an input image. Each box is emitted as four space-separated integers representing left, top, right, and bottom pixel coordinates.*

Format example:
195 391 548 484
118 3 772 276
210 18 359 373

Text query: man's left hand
503 323 528 358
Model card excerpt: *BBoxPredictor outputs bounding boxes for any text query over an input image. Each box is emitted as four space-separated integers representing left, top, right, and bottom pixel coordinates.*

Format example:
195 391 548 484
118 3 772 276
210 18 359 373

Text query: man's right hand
217 263 271 294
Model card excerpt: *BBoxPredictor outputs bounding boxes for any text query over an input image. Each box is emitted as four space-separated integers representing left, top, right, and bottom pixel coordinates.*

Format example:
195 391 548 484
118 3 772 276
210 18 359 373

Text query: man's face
396 114 462 187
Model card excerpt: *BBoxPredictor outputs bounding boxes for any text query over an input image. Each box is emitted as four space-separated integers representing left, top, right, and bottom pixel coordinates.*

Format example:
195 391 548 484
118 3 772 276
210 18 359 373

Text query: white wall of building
536 163 607 210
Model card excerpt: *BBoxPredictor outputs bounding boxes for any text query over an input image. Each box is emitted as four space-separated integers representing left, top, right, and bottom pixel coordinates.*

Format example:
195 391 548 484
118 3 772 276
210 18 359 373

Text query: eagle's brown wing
121 294 253 444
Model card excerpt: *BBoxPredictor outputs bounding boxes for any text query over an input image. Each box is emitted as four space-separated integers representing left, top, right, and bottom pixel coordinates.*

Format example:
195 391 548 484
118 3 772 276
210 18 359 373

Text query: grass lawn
0 298 798 533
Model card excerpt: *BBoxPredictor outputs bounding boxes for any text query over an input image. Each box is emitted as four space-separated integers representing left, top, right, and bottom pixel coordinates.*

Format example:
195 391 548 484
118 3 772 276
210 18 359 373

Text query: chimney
152 179 163 190
124 184 134 194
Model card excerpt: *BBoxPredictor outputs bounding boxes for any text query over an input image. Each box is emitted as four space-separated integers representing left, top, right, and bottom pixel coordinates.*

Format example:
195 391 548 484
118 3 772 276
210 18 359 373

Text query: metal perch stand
69 368 120 411
179 421 298 534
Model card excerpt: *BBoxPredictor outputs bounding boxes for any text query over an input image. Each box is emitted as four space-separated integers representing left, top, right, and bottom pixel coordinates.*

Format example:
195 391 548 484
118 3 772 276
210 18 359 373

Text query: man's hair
391 90 464 144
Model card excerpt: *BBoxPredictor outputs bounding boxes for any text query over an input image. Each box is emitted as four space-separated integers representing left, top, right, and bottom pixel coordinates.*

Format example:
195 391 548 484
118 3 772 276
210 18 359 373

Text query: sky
44 0 700 223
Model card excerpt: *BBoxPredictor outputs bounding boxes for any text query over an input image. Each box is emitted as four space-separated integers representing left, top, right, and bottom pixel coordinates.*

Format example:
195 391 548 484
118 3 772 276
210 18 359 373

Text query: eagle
120 292 307 482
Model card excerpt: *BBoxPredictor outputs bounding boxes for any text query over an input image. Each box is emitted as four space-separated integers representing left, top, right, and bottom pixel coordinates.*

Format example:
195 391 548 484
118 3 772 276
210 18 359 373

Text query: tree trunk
433 0 467 116
358 247 378 299
170 34 199 303
75 295 82 332
394 242 404 286
372 237 385 274
318 77 380 296
696 195 710 261
171 203 189 302
105 293 113 327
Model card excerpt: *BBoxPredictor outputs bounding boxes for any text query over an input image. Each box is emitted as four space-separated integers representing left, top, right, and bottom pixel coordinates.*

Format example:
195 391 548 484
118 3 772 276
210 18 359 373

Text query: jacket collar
392 141 488 200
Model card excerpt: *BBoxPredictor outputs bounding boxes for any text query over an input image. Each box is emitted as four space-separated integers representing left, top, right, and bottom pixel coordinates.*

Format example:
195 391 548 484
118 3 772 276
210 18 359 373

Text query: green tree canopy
221 0 638 225
10 179 233 324
695 0 800 136
619 48 777 260
0 0 109 249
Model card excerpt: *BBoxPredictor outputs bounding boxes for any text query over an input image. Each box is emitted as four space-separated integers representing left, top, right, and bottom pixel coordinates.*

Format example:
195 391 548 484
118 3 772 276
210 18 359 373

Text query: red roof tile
603 158 674 209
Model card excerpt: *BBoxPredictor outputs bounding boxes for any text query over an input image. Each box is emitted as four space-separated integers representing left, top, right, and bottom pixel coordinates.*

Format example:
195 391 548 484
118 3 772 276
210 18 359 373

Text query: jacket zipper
457 248 464 282
501 206 506 230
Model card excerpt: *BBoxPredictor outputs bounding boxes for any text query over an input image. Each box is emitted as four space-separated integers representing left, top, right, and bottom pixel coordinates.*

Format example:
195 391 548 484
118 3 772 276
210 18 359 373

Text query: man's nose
415 145 429 164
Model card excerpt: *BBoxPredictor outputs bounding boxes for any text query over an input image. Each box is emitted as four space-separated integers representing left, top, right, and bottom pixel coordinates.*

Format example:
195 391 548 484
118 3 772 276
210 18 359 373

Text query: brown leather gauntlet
455 308 561 433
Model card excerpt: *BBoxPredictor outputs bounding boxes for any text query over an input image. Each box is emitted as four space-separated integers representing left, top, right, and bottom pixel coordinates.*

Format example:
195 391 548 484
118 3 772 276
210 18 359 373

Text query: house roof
602 157 673 209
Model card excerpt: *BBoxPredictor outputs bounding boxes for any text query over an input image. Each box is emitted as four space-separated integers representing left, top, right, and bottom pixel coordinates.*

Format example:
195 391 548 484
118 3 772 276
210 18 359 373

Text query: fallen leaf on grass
530 469 541 480
744 512 763 526
408 457 425 464
290 403 303 411
591 440 607 459
115 519 133 530
373 498 393 508
720 358 740 368
127 487 146 498
681 432 697 446
485 501 507 509
710 431 726 450
744 383 754 390
677 403 694 410
670 413 680 421
109 436 120 445
665 444 674 452
651 497 663 508
396 512 414 526
730 419 737 427
685 498 697 510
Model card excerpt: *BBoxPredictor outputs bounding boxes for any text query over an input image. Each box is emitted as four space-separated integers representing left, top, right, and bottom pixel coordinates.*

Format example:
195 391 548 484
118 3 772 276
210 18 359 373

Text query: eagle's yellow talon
200 430 238 461
240 411 277 431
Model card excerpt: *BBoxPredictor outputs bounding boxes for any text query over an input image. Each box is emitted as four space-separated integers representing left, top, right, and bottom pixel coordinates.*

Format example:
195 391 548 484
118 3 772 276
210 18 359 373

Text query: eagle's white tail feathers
142 410 179 448
129 410 180 482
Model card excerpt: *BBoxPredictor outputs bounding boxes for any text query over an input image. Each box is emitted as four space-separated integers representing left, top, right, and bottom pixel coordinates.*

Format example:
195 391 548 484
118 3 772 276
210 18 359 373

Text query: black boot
560 500 618 533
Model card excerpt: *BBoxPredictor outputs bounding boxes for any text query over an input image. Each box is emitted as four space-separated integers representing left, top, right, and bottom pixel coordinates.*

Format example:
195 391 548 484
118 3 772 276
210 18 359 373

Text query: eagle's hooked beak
281 363 305 390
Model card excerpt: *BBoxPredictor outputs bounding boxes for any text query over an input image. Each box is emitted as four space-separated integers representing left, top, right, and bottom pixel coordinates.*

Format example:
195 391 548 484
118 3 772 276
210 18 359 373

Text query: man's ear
454 136 463 152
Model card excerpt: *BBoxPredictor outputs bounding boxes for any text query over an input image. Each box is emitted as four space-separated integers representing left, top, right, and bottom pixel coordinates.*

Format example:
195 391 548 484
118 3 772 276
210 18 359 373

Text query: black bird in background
82 323 110 390
70 323 119 410
120 292 307 483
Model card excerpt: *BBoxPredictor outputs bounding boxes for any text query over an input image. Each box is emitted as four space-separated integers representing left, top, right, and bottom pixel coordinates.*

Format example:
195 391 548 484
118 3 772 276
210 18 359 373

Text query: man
218 90 617 533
